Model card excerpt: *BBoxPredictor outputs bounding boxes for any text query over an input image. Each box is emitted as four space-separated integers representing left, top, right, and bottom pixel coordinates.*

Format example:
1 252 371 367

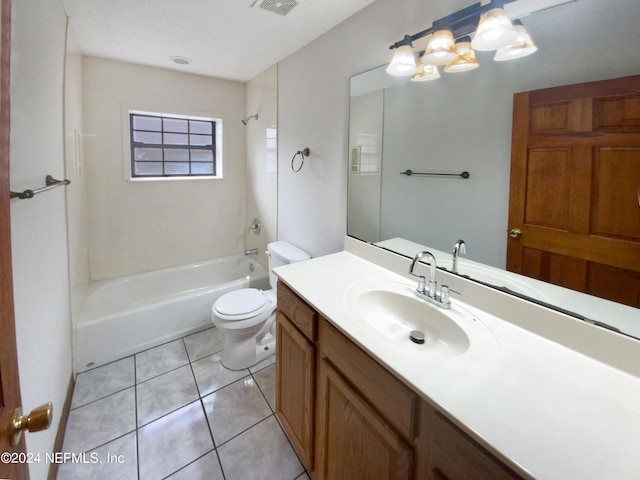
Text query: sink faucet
409 251 451 309
452 239 466 274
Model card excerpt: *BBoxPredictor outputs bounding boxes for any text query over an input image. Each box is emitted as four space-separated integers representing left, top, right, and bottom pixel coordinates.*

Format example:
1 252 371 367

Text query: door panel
0 0 29 478
507 75 640 309
524 149 570 229
592 148 640 240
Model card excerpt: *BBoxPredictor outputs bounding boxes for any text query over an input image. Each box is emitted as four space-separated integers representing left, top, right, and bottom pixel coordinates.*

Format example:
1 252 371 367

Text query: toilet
212 241 310 370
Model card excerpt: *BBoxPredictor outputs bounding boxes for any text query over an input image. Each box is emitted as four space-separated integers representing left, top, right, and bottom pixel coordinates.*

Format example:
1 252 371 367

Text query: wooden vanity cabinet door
315 358 413 480
276 310 315 470
416 401 524 480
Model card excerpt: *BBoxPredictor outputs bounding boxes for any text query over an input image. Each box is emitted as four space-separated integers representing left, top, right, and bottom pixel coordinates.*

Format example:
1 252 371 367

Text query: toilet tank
267 241 311 289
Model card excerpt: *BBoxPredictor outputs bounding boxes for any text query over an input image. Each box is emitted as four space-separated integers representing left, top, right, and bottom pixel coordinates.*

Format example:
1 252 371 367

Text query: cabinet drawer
277 282 317 341
319 318 417 441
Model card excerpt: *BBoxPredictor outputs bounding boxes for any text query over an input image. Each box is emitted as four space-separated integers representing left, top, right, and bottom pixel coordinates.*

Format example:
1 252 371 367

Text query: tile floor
58 327 310 480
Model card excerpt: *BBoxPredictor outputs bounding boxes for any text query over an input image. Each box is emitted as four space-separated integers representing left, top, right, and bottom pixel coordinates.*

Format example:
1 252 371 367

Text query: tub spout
244 248 259 256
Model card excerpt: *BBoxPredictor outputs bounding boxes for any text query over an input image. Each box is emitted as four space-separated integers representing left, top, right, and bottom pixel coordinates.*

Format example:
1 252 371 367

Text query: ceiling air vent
258 0 299 16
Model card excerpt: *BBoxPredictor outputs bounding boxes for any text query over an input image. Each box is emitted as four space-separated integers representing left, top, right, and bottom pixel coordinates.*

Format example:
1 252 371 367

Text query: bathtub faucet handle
248 218 261 235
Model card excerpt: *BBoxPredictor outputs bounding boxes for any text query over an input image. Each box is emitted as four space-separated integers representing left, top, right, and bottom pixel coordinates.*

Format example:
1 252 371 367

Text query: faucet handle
440 285 450 305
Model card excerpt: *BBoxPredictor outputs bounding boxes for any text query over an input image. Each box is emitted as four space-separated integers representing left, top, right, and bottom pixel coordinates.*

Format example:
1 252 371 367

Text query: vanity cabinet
415 402 523 480
315 319 416 480
276 282 317 469
276 282 524 480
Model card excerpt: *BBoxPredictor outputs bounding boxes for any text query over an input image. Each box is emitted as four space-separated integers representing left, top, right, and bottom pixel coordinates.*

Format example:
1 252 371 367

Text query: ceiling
60 0 378 82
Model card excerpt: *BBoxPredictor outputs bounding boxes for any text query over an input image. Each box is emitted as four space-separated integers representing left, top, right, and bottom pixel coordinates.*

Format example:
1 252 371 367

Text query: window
129 111 222 179
350 133 380 174
266 127 277 176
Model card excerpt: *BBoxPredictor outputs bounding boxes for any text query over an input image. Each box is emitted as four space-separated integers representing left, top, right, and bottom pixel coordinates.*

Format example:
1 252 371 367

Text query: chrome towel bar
10 175 71 200
400 169 470 179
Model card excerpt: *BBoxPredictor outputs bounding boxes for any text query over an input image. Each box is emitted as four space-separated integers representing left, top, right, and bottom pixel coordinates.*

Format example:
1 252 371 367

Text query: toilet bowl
212 241 310 370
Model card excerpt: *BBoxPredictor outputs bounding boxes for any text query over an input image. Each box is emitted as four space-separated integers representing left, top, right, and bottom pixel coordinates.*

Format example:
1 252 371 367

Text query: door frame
0 0 29 478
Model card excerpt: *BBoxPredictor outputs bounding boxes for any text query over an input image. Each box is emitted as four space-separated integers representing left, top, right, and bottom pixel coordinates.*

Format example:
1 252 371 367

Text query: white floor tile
138 401 214 480
136 365 199 426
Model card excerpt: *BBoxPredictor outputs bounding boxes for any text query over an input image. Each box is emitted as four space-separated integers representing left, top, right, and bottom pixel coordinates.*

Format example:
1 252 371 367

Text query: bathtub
75 255 269 372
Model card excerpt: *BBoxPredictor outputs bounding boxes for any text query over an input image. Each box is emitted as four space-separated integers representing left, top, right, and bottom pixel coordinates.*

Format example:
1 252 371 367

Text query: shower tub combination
75 255 269 372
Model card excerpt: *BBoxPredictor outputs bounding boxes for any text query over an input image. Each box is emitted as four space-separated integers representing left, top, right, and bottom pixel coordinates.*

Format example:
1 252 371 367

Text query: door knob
9 403 53 446
509 228 522 238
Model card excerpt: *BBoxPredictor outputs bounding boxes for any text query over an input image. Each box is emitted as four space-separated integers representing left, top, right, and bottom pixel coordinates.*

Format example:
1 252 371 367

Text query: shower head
242 114 259 125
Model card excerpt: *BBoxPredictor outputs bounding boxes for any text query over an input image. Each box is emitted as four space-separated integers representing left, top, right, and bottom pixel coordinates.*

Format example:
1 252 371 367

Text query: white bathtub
75 255 269 372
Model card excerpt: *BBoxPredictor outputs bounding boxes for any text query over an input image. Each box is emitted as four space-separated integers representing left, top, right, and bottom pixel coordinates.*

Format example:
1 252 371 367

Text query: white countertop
274 239 640 480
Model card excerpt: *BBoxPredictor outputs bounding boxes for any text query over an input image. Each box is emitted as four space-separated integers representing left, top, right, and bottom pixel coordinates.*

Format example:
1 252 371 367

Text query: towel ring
291 148 310 173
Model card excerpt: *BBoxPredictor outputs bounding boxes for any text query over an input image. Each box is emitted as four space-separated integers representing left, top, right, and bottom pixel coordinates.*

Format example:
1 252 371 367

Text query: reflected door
507 75 640 308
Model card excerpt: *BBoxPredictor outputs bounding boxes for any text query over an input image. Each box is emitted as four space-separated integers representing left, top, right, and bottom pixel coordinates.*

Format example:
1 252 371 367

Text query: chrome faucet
452 239 466 274
408 251 451 309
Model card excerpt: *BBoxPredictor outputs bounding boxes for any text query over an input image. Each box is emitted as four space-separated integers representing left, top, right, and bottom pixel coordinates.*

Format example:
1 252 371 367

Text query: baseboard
47 373 75 480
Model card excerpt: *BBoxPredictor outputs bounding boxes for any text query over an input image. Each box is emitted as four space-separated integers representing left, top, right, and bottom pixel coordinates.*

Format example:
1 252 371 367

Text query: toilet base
220 330 276 370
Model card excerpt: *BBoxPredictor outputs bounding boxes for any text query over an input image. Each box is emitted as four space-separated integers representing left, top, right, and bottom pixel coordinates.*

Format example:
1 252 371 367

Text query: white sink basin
345 280 498 363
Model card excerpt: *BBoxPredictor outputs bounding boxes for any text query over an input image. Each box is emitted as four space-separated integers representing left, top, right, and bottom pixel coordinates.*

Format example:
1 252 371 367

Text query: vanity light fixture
494 21 538 61
470 8 518 51
411 64 441 82
387 0 536 80
444 38 479 73
386 42 418 76
421 30 458 65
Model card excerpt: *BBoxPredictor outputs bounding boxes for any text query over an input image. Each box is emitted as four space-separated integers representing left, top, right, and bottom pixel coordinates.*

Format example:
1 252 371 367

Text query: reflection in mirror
347 0 640 339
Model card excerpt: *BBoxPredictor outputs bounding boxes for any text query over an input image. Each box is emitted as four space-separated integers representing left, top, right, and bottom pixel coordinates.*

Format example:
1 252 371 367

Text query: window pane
190 134 212 146
191 150 213 162
134 147 163 161
130 111 220 179
164 162 190 175
133 116 161 131
134 131 162 144
163 118 188 133
191 163 214 175
164 148 189 161
190 121 212 135
134 162 163 176
164 133 189 145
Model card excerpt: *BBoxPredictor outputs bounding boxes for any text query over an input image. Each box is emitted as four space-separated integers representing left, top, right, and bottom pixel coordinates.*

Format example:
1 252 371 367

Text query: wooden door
507 75 640 308
0 0 29 478
315 359 412 480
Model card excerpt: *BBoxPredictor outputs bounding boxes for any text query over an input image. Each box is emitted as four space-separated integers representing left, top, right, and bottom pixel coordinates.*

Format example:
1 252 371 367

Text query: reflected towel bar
400 169 470 179
10 175 71 200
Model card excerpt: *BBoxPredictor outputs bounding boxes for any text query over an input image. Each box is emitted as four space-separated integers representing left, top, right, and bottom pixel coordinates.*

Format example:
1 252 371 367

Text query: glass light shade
410 64 441 82
494 25 538 61
471 8 518 51
421 30 458 65
386 45 417 76
444 42 479 73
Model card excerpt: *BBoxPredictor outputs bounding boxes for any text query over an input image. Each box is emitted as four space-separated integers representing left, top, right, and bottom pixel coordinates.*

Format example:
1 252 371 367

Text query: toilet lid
215 288 267 318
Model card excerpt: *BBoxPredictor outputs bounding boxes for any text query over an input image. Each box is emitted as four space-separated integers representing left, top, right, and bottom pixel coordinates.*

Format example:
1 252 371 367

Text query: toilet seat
214 288 272 321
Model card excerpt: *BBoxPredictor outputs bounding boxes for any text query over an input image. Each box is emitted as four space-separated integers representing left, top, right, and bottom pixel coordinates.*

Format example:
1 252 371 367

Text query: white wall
348 90 383 242
64 27 89 325
277 0 640 260
82 58 247 280
244 65 278 268
10 0 72 477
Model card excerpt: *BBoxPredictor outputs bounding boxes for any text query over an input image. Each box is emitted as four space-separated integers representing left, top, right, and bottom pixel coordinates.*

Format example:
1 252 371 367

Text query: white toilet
211 241 310 370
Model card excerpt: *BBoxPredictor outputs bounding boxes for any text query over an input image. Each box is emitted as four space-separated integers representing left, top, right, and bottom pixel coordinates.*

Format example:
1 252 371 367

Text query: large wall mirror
347 0 640 339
